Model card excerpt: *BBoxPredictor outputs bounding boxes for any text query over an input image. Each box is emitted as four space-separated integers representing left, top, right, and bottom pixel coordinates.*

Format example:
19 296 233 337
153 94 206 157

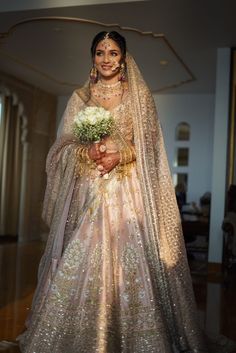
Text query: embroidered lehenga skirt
19 94 206 353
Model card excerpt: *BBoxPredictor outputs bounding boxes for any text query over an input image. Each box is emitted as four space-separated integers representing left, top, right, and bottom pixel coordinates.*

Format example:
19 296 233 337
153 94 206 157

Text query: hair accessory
104 32 110 40
90 65 98 83
101 32 111 50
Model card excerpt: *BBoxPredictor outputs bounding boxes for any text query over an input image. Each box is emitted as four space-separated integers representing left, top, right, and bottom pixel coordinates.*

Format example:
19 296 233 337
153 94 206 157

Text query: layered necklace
91 80 123 100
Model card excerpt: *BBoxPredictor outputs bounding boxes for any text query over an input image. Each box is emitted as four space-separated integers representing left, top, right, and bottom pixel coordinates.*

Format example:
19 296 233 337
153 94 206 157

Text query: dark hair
91 31 126 59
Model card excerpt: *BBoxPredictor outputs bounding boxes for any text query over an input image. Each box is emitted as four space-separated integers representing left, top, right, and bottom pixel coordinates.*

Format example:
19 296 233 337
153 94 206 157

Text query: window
173 173 188 187
173 122 191 196
176 122 190 141
176 147 189 167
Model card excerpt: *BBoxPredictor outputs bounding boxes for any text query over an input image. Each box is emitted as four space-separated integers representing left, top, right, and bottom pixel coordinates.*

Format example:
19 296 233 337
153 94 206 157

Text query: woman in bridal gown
18 31 207 353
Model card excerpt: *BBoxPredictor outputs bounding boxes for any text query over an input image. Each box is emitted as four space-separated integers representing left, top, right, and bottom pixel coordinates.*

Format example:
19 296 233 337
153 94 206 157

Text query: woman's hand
88 142 106 161
96 152 120 176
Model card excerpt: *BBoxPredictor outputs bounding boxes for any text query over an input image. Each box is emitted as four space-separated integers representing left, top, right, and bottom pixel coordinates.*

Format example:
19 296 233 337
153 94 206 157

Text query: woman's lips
101 65 112 70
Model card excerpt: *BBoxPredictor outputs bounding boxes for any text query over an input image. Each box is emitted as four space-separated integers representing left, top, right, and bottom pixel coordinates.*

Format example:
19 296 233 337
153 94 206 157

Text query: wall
57 95 69 134
0 72 57 241
154 93 215 205
208 48 231 264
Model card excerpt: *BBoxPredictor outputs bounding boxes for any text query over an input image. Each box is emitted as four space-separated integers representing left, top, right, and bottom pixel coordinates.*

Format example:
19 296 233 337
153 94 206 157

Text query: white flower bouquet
73 106 114 144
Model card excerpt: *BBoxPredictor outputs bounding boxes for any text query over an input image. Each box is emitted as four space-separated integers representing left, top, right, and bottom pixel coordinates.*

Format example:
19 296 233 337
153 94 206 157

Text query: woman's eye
111 52 118 56
96 51 103 56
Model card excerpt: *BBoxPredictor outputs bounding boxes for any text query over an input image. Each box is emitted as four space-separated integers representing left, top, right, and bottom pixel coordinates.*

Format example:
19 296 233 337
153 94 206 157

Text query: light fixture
160 60 168 66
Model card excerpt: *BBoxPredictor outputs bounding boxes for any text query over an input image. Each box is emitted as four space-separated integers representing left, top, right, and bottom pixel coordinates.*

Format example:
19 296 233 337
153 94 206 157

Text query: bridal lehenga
18 55 207 353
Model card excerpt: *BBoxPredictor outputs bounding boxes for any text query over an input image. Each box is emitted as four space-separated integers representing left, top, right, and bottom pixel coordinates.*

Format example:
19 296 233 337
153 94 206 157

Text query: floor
0 241 45 352
0 241 236 353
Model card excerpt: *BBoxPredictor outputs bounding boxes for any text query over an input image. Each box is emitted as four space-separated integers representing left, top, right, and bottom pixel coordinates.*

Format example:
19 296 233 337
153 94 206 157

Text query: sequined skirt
20 165 175 353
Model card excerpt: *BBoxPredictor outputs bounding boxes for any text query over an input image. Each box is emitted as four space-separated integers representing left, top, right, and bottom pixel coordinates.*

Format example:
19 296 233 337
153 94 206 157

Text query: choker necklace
92 80 123 100
99 81 121 89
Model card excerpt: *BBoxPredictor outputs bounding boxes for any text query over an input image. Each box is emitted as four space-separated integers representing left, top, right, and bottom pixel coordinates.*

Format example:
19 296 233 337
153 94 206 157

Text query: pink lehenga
18 55 207 353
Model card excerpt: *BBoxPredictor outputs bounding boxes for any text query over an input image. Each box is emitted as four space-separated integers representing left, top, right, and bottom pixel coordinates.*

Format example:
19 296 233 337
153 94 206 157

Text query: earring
90 66 98 83
119 62 127 82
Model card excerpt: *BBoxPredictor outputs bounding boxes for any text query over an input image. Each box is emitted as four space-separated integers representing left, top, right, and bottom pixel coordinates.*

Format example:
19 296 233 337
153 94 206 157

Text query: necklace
99 81 121 89
92 80 123 100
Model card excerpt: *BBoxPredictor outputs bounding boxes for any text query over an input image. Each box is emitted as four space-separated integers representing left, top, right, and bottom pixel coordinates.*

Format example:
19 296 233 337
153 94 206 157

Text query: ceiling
0 0 235 96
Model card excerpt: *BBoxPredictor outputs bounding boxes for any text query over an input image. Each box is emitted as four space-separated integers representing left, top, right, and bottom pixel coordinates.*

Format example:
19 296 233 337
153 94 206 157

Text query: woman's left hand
96 152 120 176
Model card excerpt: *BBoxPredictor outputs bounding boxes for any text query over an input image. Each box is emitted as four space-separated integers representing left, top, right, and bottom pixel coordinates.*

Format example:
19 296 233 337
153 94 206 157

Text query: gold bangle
119 145 136 165
76 146 89 162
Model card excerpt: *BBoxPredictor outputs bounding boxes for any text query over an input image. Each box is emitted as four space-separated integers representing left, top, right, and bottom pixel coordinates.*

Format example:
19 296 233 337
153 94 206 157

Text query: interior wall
57 95 69 134
208 48 231 264
0 72 57 241
154 93 215 205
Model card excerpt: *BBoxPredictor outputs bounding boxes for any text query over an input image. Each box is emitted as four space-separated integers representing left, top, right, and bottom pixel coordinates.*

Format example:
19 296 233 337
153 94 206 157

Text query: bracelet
119 145 136 165
76 146 89 162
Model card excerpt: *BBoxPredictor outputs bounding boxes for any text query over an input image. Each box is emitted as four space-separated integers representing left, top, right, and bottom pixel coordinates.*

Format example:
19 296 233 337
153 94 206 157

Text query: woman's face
94 38 122 81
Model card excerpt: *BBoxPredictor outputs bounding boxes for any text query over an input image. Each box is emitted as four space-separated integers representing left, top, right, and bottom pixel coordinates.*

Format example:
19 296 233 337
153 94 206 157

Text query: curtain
0 94 23 237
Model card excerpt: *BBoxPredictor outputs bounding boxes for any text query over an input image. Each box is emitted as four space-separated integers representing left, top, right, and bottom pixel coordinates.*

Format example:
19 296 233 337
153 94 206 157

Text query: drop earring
90 65 98 83
119 62 127 82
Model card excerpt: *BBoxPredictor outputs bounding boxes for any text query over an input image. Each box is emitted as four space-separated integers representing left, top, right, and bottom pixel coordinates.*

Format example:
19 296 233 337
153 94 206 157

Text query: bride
18 31 207 353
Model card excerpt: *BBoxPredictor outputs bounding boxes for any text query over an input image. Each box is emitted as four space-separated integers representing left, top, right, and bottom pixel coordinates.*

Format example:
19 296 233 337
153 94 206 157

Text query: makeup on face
94 39 122 80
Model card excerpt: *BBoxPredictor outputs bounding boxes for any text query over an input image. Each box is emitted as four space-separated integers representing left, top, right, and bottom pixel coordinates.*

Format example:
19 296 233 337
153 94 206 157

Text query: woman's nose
103 53 110 63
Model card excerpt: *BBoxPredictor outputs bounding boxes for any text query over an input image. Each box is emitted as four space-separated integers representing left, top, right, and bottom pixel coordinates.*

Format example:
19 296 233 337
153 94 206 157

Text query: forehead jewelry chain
101 32 111 50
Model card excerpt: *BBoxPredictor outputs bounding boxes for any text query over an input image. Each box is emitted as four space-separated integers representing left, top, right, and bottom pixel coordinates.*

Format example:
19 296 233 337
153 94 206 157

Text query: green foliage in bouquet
73 106 114 144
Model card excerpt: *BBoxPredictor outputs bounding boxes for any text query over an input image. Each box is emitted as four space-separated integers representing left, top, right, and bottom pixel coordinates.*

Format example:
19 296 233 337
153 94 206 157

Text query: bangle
76 146 89 162
119 145 136 165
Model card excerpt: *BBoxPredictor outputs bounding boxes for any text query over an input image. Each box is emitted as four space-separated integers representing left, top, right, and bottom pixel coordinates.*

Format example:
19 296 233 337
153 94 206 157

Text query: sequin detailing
19 55 207 353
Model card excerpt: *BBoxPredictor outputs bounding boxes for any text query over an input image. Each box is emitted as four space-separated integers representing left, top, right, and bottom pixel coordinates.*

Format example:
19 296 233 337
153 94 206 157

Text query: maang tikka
102 32 110 49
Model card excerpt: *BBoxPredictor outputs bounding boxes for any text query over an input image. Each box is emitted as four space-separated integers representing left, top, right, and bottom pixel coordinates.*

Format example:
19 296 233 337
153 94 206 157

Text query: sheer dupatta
126 54 206 352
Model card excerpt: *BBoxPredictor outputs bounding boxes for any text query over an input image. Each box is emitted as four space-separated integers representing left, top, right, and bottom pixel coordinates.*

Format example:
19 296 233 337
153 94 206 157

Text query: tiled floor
0 241 236 352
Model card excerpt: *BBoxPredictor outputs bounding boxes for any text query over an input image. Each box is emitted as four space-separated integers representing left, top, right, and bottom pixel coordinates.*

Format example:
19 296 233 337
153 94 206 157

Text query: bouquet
73 106 114 144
